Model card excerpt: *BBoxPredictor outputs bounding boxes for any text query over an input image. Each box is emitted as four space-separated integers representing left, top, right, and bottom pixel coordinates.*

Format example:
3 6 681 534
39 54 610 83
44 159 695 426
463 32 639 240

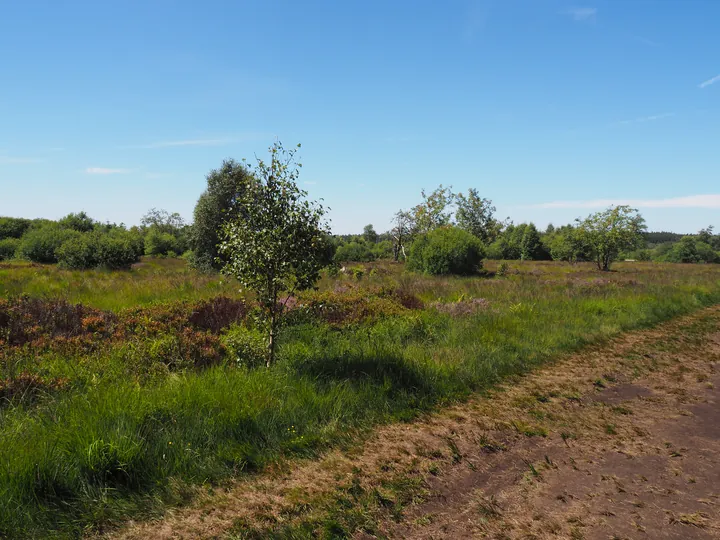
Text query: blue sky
1 0 718 234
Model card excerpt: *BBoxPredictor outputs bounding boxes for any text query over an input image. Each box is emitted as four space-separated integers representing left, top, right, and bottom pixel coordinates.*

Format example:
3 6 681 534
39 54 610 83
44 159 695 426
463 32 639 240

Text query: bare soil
107 305 720 540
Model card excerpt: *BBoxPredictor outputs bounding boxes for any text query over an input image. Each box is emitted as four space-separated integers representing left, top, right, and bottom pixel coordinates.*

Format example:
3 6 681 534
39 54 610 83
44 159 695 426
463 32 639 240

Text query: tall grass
0 258 240 310
0 260 719 537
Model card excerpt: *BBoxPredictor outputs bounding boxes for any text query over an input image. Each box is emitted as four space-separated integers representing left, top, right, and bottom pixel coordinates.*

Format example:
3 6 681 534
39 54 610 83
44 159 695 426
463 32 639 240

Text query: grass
0 258 240 310
0 259 719 538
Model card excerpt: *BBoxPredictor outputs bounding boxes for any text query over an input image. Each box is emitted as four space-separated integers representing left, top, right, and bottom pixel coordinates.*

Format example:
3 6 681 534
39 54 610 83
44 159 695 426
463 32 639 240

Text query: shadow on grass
291 351 435 397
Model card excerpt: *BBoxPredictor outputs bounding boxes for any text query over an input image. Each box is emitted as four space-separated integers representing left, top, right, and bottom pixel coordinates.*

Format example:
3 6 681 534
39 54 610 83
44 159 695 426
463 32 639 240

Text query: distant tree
190 159 254 271
698 225 714 245
545 223 555 235
643 231 684 245
577 206 646 271
362 224 378 244
455 189 500 243
391 209 414 261
219 142 332 367
58 212 95 233
412 185 454 234
141 208 185 234
520 223 542 261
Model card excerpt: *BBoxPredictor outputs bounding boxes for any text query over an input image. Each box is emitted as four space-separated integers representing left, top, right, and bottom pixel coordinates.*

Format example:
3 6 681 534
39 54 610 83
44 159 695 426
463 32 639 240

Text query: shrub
0 217 32 240
56 232 140 270
221 325 266 368
16 226 80 263
695 242 720 264
144 229 178 257
0 238 19 260
56 234 98 269
97 233 141 269
371 240 394 260
334 241 376 263
407 226 485 275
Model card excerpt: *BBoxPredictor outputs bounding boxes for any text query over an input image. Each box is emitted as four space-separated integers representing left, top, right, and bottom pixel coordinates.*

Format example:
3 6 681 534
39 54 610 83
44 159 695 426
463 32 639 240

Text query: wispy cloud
530 195 720 210
128 133 270 149
85 167 132 175
616 112 675 125
699 74 720 89
0 156 42 164
137 138 235 149
562 7 597 21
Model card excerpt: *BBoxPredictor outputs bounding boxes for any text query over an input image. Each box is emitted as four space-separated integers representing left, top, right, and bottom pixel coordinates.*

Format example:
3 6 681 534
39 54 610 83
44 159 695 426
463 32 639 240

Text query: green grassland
1 258 719 538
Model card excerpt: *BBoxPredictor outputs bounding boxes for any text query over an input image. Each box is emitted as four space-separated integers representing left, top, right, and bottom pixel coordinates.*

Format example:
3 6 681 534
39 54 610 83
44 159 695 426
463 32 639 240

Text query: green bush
144 229 178 257
408 226 485 275
0 238 20 260
0 217 32 240
16 226 80 263
659 236 718 264
334 241 376 263
56 234 98 269
56 232 141 270
221 325 267 368
371 239 394 260
58 212 95 233
97 233 141 269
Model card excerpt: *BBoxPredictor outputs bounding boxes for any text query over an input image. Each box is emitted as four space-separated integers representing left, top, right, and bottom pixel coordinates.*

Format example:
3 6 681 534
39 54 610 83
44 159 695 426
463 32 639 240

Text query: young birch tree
218 141 332 367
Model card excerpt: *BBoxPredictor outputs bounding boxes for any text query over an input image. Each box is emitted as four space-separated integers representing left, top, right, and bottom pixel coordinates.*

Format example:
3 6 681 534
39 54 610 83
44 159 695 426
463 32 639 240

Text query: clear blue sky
1 0 718 234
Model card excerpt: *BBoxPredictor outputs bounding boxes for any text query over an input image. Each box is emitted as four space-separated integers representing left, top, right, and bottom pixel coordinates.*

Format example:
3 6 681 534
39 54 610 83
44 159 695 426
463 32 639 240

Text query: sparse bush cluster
0 208 193 268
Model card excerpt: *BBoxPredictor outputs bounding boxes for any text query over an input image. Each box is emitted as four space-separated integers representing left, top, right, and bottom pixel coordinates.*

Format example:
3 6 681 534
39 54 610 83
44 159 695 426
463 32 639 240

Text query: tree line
1 148 718 275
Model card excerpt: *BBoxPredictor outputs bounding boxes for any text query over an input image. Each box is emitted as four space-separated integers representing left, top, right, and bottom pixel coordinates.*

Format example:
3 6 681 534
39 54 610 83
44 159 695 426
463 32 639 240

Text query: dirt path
108 306 720 539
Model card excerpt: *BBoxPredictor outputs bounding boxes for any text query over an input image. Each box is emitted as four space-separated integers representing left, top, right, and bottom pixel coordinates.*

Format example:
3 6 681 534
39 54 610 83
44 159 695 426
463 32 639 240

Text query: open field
0 258 239 310
110 303 720 539
1 259 719 538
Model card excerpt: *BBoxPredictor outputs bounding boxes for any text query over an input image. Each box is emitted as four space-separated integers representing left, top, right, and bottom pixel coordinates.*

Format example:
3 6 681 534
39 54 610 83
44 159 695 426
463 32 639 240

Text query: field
1 258 719 538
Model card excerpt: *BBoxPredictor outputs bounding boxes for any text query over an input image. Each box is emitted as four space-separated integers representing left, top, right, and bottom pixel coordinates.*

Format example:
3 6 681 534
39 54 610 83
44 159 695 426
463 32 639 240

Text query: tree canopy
577 206 646 271
190 159 254 271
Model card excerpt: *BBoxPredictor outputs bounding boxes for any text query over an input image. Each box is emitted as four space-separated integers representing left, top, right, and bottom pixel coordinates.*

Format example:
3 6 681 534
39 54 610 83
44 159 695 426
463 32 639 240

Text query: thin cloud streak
130 133 272 149
139 138 235 149
617 112 674 125
562 7 597 21
530 195 720 210
699 74 720 89
85 167 132 175
0 156 42 164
